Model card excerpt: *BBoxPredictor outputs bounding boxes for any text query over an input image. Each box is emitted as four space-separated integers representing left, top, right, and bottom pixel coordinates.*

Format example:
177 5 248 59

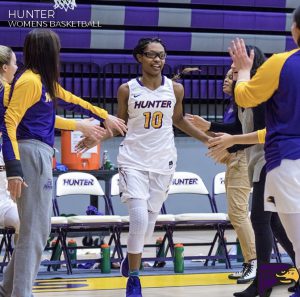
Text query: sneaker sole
228 274 243 280
237 276 256 284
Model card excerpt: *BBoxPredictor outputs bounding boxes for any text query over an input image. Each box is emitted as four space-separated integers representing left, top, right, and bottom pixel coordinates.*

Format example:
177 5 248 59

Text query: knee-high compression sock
127 199 149 254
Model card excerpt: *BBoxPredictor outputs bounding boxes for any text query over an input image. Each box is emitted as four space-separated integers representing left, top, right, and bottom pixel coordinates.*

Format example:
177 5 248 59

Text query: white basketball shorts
265 159 300 213
118 167 173 213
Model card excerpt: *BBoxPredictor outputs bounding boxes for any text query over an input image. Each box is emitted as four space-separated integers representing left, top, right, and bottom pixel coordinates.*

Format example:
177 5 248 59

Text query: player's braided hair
293 5 300 46
133 38 166 62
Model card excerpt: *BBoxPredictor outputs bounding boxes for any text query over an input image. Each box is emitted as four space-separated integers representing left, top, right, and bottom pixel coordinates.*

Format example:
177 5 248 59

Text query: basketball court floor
33 275 290 297
1 230 294 296
29 230 294 297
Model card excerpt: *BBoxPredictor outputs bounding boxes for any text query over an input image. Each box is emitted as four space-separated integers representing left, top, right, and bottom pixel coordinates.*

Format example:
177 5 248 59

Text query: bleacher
0 0 298 123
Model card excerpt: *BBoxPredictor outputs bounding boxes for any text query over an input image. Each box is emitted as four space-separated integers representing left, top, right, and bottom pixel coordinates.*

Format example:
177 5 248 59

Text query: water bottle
104 159 112 170
67 239 77 268
174 243 184 273
102 150 108 169
51 240 62 271
100 243 111 273
102 150 115 170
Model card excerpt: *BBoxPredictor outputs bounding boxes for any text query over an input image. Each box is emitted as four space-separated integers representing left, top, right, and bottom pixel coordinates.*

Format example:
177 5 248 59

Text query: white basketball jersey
118 76 177 174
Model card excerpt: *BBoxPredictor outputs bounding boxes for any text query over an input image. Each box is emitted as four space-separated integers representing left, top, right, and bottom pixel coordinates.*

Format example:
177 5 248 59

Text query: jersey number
143 111 163 129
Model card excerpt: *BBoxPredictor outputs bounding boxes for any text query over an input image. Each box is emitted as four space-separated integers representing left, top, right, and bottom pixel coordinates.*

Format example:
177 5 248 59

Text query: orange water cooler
61 130 100 170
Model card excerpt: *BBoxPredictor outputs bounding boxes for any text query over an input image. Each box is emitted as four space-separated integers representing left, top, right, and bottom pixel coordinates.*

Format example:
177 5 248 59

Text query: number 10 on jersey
143 111 163 129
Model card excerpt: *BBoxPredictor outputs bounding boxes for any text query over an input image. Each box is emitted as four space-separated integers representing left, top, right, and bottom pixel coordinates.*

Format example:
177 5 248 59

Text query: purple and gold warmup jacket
235 48 300 172
1 69 108 179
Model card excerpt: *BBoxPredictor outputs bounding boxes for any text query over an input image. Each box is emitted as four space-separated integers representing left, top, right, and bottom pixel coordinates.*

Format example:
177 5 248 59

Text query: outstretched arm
207 129 266 163
208 130 262 150
229 38 287 108
75 83 129 152
55 116 107 141
185 113 243 135
56 84 127 137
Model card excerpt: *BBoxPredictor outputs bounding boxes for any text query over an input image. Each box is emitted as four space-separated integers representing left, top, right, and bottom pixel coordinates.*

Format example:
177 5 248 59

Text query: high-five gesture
184 114 211 132
229 38 255 75
104 114 127 136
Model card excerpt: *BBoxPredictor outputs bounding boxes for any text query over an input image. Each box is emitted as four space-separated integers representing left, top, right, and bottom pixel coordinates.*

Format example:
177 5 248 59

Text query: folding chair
212 171 242 262
0 227 14 273
211 171 226 213
50 171 123 274
109 173 176 265
163 171 231 268
108 173 122 216
212 171 282 263
0 174 15 272
110 173 175 222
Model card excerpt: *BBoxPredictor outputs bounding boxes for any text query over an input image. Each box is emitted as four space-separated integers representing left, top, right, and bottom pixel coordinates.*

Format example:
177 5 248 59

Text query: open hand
229 38 254 72
184 114 211 131
8 178 28 201
207 147 231 164
76 118 107 138
104 115 127 137
75 136 100 153
208 133 234 150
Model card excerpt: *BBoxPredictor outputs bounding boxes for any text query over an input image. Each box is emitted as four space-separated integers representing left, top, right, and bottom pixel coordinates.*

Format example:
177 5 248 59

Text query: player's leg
3 202 20 244
11 140 53 297
234 167 272 297
270 213 295 263
145 172 173 243
265 159 300 296
127 198 148 273
278 213 300 297
0 157 18 296
119 168 150 297
225 151 256 283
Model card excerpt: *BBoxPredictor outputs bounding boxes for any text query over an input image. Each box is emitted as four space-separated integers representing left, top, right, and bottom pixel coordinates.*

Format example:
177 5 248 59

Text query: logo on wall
258 263 299 295
53 0 77 11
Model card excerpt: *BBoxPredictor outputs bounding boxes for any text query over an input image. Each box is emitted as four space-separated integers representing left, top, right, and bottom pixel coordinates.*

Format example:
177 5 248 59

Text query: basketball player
118 37 215 297
0 45 19 236
77 37 214 297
